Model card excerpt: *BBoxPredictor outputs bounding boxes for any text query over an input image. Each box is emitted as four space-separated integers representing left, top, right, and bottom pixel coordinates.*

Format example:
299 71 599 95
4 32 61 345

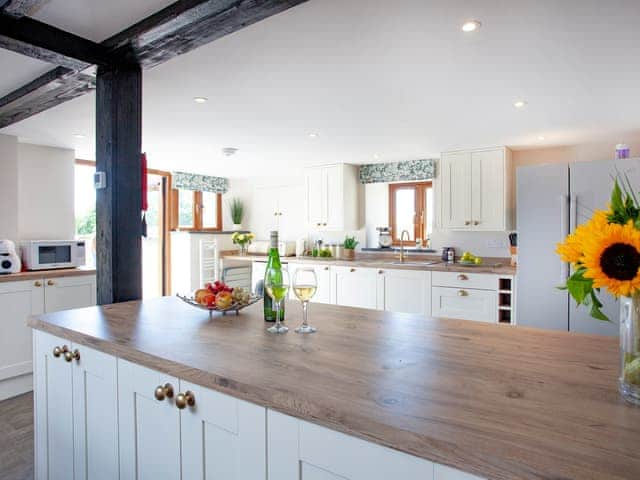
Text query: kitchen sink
387 260 442 267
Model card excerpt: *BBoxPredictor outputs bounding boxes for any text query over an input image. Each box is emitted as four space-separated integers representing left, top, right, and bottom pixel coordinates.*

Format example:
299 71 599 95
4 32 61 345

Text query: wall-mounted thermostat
94 171 107 189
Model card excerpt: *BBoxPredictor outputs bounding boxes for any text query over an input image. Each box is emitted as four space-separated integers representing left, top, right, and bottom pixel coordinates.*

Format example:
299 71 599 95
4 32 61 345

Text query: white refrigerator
516 158 640 336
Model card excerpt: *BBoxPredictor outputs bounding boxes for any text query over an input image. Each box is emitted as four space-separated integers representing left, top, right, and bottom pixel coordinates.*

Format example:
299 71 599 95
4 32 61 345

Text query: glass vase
620 294 640 405
238 244 248 256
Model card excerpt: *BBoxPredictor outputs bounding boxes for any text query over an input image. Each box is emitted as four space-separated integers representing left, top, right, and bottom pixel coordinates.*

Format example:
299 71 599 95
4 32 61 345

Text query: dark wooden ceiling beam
0 14 113 69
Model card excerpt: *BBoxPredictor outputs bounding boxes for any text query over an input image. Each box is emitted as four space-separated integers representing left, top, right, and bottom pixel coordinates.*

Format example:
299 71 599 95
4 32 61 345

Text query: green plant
76 208 96 235
228 198 244 224
343 236 359 250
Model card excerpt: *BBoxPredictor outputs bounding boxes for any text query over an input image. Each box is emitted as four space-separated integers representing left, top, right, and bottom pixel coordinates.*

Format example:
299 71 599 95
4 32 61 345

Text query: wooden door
333 267 378 310
44 275 96 313
72 344 119 480
0 279 44 398
180 380 266 479
382 269 429 315
118 359 181 480
34 331 74 480
441 152 472 230
471 149 505 231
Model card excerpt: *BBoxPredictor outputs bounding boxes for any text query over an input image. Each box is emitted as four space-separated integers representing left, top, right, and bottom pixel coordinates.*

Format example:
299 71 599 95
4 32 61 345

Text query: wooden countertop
28 297 638 480
0 268 96 284
223 253 517 276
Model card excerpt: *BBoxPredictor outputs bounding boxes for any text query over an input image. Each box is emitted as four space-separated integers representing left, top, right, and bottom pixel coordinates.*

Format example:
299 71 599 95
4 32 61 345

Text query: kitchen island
28 297 639 480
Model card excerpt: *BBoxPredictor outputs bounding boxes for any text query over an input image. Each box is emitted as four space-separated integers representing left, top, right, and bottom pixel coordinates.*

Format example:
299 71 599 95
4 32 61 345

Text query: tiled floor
0 392 33 480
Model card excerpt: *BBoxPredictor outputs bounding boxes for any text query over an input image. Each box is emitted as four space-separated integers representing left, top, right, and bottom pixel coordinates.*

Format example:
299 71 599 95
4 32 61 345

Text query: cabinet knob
34 281 42 287
473 220 480 226
457 290 468 297
324 266 329 271
378 270 384 274
457 274 468 281
465 220 471 226
52 346 62 357
350 268 356 273
47 280 55 286
175 391 196 410
154 383 175 401
316 223 321 227
64 349 80 363
323 223 327 226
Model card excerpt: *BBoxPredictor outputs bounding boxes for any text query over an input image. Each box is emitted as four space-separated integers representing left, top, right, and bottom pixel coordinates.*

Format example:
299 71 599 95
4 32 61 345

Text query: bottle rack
497 276 515 324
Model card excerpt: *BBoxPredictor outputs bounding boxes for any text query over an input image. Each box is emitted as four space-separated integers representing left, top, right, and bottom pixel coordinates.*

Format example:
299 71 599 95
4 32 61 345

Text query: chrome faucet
399 230 410 263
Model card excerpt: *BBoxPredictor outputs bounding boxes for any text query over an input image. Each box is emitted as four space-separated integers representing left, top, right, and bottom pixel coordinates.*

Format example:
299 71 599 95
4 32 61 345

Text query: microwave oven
21 240 86 271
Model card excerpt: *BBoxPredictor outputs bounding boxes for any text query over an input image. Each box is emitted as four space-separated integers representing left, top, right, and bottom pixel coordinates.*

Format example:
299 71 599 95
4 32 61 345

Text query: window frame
388 181 432 246
170 189 223 232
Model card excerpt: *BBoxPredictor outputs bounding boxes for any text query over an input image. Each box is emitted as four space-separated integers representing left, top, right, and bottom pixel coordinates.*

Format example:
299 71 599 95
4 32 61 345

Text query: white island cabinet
332 265 379 310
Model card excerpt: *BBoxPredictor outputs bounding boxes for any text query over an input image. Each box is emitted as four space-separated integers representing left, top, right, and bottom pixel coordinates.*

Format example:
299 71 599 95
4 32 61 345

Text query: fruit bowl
176 293 261 319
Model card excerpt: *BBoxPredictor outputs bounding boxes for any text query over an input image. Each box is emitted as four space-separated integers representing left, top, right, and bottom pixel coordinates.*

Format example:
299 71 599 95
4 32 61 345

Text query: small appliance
377 227 392 248
247 240 297 257
21 240 86 271
0 240 21 274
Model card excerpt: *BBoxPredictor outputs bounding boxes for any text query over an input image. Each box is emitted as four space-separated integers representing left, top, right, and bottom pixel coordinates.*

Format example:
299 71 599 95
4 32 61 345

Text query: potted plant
231 232 255 256
342 236 359 260
228 198 244 230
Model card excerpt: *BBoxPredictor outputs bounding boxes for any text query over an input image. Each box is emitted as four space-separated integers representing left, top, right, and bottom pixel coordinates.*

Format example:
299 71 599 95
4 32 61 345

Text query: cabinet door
333 267 378 310
471 149 505 231
181 380 266 479
307 169 324 228
323 165 344 231
44 275 96 313
268 410 433 480
34 331 74 480
118 359 181 480
441 152 472 230
382 270 430 315
431 287 497 323
0 280 44 393
290 263 332 304
72 344 118 480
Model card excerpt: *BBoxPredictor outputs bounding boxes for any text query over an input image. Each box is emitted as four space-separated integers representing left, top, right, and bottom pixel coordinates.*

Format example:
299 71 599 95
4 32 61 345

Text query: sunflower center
600 243 640 280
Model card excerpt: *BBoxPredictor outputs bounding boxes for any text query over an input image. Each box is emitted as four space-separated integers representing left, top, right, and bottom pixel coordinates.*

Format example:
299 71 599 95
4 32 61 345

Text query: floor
0 392 34 480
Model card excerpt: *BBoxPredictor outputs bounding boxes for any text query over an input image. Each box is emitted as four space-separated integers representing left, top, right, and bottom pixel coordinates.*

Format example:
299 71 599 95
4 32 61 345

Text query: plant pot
342 248 355 261
620 294 640 405
232 223 242 231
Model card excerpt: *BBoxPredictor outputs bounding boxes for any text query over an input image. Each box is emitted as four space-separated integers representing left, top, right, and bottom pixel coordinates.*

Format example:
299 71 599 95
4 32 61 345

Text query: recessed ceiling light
513 100 527 109
538 136 546 141
308 133 319 138
222 147 238 157
193 97 208 103
373 154 380 160
73 134 85 139
461 20 481 32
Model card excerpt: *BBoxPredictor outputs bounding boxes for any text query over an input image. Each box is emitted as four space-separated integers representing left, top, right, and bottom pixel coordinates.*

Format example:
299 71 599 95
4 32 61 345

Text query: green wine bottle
263 230 285 322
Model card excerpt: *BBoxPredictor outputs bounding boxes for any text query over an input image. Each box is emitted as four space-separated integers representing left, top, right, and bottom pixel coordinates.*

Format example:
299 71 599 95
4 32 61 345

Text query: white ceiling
2 0 640 177
0 49 53 97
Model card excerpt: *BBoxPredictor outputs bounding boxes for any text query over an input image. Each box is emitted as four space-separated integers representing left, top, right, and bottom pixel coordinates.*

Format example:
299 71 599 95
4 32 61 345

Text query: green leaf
611 179 624 214
589 291 609 321
566 269 593 305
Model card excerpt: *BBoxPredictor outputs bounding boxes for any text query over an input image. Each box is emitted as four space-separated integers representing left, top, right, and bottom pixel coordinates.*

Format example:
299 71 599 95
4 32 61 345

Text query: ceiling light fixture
308 133 319 138
193 97 208 103
461 20 481 32
513 100 527 109
222 147 238 157
73 134 86 139
538 136 546 141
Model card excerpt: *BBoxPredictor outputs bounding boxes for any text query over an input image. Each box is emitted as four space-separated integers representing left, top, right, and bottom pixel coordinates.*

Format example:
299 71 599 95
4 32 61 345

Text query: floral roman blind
172 171 229 193
358 159 436 184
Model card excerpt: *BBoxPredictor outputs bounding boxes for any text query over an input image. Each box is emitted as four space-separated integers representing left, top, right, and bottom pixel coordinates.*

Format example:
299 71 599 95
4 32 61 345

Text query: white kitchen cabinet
305 164 360 231
431 287 497 323
44 275 96 313
439 147 513 231
119 359 267 480
251 184 306 240
34 330 118 480
332 266 378 310
288 262 333 304
378 269 431 315
268 410 483 480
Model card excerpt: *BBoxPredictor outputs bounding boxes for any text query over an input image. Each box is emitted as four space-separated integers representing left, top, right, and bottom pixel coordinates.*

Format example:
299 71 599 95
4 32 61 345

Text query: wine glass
293 267 318 333
265 267 290 334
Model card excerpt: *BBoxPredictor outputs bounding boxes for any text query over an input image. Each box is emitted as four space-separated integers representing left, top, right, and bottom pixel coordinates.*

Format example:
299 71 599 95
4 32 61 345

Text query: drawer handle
64 349 80 363
457 290 468 297
154 383 174 401
350 268 356 273
47 280 55 286
34 281 42 287
378 270 384 274
176 391 196 410
465 220 471 226
457 274 468 281
473 220 480 226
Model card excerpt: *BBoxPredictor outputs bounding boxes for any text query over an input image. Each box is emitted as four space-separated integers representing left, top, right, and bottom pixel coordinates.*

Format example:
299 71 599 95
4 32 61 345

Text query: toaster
0 239 21 274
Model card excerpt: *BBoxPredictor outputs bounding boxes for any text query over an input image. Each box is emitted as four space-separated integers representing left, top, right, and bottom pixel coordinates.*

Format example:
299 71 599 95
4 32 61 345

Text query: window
389 182 433 246
74 162 97 237
171 189 222 231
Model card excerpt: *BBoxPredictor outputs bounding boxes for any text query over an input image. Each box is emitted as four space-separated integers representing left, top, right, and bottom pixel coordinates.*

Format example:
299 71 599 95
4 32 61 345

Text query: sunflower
556 209 610 264
582 221 640 297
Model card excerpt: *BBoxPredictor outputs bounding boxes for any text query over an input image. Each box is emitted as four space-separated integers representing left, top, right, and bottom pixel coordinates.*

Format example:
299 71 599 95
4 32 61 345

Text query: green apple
474 257 483 265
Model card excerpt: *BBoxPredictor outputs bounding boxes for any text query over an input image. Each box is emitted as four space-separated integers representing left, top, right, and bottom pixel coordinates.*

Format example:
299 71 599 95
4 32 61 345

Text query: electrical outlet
486 239 508 249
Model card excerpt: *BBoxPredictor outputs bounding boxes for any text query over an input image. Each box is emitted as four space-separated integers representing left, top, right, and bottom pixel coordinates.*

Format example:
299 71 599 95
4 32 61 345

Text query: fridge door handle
569 194 577 232
560 195 569 281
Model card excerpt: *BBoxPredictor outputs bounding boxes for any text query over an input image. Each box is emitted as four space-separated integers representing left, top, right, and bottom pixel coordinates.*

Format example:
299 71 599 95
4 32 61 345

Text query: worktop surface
0 267 96 284
29 297 638 480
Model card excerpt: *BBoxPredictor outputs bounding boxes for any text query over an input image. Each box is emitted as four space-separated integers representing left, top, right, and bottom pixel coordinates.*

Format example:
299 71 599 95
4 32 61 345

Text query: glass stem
302 301 309 327
274 300 281 329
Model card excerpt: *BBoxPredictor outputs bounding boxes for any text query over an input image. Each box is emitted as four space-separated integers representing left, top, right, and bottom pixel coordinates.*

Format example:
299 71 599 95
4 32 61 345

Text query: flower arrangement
231 232 255 255
557 177 640 404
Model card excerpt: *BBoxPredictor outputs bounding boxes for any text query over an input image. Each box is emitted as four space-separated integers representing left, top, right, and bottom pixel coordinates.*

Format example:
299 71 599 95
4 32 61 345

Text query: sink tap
399 230 410 263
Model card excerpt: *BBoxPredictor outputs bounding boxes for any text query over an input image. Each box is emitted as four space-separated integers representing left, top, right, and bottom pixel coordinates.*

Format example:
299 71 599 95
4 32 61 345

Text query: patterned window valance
359 159 436 184
172 171 229 193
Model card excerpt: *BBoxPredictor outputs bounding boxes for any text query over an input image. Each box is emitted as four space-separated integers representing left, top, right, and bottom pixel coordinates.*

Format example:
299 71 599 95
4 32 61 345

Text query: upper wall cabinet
439 147 514 231
305 164 360 231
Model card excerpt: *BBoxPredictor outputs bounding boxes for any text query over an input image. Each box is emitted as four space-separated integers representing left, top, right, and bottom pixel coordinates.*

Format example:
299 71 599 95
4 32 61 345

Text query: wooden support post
95 61 142 304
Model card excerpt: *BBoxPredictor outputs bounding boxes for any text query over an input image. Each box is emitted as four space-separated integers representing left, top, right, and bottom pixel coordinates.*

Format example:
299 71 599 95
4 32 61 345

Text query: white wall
17 143 75 240
0 134 19 240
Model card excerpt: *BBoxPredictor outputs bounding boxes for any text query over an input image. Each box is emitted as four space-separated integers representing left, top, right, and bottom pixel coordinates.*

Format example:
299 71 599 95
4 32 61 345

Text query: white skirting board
0 373 33 401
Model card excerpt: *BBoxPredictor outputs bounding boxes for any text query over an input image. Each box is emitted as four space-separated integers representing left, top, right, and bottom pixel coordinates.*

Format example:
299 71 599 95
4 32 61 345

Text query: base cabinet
34 330 118 480
332 266 378 310
288 262 332 304
379 269 431 315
